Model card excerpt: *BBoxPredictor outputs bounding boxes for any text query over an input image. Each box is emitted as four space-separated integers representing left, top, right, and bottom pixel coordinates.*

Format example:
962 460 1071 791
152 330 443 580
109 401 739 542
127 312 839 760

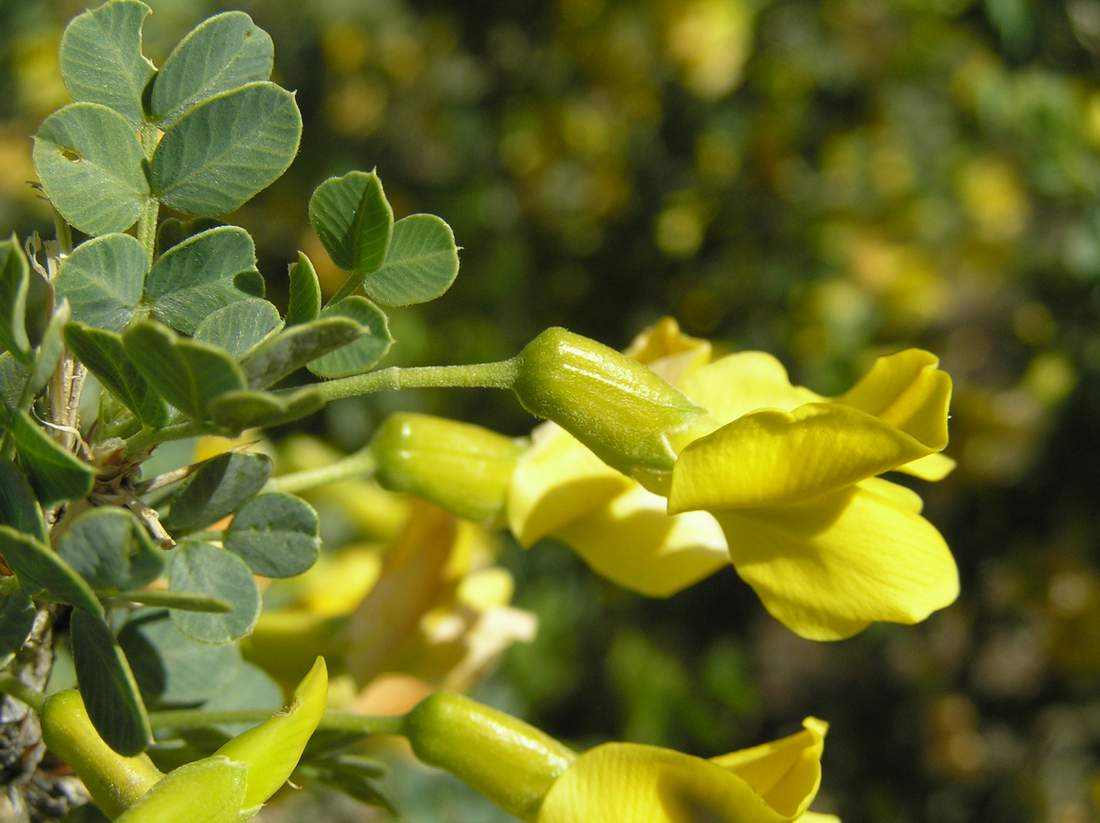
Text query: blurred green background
4 0 1100 820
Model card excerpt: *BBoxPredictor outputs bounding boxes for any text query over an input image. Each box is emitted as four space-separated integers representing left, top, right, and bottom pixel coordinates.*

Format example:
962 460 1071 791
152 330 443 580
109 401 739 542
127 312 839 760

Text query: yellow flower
401 690 838 822
538 717 837 823
509 318 959 640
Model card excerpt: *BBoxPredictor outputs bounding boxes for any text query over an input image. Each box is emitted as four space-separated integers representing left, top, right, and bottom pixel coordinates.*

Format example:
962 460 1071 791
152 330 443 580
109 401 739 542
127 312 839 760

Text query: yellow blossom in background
510 318 959 640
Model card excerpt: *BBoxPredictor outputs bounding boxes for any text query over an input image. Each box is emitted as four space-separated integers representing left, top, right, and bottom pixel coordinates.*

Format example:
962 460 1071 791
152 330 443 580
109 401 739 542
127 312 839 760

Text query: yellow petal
116 757 247 823
835 349 951 451
624 316 712 384
215 657 328 811
538 743 793 823
669 403 937 513
507 423 632 546
897 452 956 481
713 481 959 640
711 718 827 818
554 485 728 597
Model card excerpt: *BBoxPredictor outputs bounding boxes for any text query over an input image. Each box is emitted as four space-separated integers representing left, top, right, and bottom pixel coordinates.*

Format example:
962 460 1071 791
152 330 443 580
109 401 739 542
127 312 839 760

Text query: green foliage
306 296 393 378
57 509 164 593
224 493 320 578
64 323 169 427
8 411 94 506
55 234 147 332
70 608 152 756
0 237 31 362
167 542 260 645
309 170 393 277
366 214 460 307
32 104 150 236
0 525 101 614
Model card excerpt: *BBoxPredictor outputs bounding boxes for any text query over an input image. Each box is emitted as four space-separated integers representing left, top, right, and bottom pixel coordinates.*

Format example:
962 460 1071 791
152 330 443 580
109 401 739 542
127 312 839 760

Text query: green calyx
369 412 522 524
403 691 575 821
512 327 703 479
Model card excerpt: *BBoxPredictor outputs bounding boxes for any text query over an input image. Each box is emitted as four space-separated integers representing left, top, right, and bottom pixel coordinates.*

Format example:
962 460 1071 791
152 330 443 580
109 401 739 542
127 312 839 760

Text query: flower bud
369 413 521 524
403 691 575 820
512 328 702 479
40 690 164 817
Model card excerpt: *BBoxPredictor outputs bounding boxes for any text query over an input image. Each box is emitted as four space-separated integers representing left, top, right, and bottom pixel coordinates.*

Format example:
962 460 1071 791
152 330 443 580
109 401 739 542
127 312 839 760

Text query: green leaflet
193 299 282 358
57 508 165 593
239 317 363 389
150 82 302 217
27 302 70 399
54 233 148 332
365 214 460 307
225 493 320 578
8 410 94 506
168 542 261 645
0 525 101 615
58 0 155 126
123 321 247 421
65 322 170 427
151 11 274 129
307 296 393 379
33 103 150 237
208 387 325 432
0 458 47 542
285 252 322 326
309 170 393 278
144 226 262 335
0 237 31 363
0 589 36 668
119 610 241 707
162 451 272 535
70 608 152 756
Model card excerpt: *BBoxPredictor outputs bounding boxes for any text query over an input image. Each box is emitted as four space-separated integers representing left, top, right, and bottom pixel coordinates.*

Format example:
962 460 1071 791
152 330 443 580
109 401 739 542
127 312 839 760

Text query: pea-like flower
509 318 959 640
402 691 839 822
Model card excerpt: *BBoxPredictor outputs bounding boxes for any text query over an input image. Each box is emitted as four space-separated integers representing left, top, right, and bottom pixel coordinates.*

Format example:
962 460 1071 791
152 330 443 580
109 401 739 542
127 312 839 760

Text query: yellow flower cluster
508 318 959 640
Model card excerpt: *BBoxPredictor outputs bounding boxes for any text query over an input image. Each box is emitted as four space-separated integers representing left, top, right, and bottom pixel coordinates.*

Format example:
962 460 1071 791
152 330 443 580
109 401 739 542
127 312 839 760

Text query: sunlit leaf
225 493 320 577
162 452 272 534
308 170 393 276
193 298 282 358
306 297 393 378
59 0 154 126
33 103 150 236
151 82 302 217
365 214 459 306
150 11 274 129
54 233 147 332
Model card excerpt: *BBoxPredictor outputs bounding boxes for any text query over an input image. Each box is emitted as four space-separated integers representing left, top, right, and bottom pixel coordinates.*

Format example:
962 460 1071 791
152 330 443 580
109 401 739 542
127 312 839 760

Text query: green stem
265 448 377 494
0 674 45 713
293 359 520 405
148 708 405 737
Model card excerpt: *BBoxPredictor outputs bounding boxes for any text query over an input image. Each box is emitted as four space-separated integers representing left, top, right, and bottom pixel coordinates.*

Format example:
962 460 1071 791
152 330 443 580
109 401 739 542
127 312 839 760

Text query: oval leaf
144 226 260 335
65 322 169 427
0 588 36 666
168 542 261 645
119 610 240 706
33 103 150 236
308 170 393 275
71 608 152 756
55 234 148 332
59 0 155 126
9 410 94 506
239 317 363 389
0 458 47 542
150 82 302 217
193 298 282 358
0 525 102 615
123 321 247 421
225 493 320 577
151 11 274 129
162 452 272 535
307 296 393 379
208 387 324 432
0 237 31 362
285 251 321 326
365 214 459 306
57 508 164 592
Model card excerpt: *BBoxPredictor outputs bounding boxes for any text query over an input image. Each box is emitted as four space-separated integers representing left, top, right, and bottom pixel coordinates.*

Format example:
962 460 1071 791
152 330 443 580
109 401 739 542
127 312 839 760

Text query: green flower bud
512 328 702 478
40 690 164 818
403 691 575 820
369 413 522 524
